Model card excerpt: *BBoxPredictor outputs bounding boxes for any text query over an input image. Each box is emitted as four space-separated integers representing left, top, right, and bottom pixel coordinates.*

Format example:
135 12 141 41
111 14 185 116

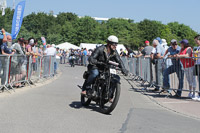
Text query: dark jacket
88 45 127 73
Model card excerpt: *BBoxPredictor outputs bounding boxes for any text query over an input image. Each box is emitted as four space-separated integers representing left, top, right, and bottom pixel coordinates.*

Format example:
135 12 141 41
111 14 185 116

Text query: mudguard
111 75 121 84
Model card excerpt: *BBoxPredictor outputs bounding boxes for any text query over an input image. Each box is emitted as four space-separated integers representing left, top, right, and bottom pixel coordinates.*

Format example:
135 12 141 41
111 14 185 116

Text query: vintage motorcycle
80 61 121 114
69 55 76 67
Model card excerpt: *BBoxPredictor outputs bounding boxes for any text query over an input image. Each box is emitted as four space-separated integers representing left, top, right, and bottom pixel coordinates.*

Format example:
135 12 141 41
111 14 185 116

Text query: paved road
0 65 200 133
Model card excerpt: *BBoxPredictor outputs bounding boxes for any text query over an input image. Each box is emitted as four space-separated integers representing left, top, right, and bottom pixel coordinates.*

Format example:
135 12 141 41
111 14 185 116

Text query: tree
168 22 197 46
1 8 198 49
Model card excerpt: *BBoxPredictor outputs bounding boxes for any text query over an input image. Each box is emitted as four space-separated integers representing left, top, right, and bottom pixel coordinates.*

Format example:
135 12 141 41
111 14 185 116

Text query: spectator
26 38 37 78
24 40 28 49
138 47 144 55
120 48 126 56
176 39 196 99
62 49 67 64
20 39 27 83
83 48 88 67
59 49 63 64
162 39 184 97
161 39 168 50
0 29 15 86
44 44 57 75
44 44 56 56
55 47 61 73
151 39 166 91
140 40 153 57
125 46 136 58
38 45 44 56
11 38 25 87
88 49 93 56
193 35 200 101
32 39 39 73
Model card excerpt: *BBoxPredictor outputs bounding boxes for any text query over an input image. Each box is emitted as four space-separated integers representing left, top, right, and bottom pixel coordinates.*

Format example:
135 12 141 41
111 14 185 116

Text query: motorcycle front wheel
100 83 121 114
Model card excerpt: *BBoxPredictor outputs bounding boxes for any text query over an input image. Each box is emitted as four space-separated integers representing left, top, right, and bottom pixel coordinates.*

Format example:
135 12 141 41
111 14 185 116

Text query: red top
179 47 194 68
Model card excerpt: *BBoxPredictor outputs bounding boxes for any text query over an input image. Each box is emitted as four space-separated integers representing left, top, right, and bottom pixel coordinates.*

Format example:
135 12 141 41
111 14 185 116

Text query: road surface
0 65 199 133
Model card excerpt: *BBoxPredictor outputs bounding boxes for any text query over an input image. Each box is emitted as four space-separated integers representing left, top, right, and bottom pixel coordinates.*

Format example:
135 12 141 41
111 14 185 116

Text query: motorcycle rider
81 35 129 95
69 49 75 67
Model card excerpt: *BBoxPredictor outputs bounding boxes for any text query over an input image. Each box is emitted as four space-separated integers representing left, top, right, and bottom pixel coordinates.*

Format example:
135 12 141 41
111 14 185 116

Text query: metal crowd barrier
0 55 57 93
122 56 200 96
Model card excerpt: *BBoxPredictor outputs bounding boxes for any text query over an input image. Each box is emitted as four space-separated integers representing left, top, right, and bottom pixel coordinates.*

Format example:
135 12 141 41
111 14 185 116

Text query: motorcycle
69 55 76 67
80 61 121 114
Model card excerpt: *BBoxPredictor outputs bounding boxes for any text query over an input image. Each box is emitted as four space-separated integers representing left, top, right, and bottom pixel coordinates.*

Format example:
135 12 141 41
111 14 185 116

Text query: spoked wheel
81 94 91 106
99 83 121 114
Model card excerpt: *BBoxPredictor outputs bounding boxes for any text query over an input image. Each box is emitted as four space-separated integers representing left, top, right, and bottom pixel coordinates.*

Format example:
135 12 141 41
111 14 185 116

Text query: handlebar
108 61 119 66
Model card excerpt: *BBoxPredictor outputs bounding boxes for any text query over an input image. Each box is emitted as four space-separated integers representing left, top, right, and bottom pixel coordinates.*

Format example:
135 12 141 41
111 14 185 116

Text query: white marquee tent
56 42 80 50
116 44 126 54
80 43 99 50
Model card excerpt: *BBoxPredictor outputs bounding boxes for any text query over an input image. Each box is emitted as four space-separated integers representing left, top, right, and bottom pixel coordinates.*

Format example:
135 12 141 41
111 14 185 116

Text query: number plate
110 68 117 75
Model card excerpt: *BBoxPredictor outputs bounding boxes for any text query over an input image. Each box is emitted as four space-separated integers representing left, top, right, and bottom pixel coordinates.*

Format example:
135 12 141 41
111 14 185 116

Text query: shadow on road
129 87 192 102
69 101 109 114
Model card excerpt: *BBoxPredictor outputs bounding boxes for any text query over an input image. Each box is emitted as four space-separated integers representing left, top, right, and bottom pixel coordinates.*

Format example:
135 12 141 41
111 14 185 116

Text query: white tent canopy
56 42 80 50
116 44 126 54
80 43 100 50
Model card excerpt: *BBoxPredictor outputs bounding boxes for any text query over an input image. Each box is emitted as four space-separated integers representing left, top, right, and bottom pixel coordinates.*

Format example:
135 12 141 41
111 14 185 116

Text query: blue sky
7 0 200 33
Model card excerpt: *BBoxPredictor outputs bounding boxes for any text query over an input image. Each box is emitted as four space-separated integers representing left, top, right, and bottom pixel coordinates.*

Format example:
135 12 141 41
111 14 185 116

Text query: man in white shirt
44 44 56 56
44 44 57 76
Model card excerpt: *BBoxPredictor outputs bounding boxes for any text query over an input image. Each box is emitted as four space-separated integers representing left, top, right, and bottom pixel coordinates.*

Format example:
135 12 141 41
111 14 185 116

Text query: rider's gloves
122 69 129 76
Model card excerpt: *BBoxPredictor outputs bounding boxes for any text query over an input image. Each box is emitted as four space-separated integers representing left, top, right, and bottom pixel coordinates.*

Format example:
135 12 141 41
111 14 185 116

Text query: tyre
81 94 91 106
100 83 121 114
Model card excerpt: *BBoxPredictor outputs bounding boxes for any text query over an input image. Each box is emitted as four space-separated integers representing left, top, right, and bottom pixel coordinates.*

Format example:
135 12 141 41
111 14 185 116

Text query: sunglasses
171 42 177 45
111 42 118 46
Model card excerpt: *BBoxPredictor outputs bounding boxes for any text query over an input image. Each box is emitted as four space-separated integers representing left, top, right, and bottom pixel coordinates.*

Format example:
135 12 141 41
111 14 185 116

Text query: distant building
53 14 129 23
79 16 129 23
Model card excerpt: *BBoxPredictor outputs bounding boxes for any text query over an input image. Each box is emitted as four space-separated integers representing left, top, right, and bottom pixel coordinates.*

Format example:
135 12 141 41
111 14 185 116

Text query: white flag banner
0 0 7 16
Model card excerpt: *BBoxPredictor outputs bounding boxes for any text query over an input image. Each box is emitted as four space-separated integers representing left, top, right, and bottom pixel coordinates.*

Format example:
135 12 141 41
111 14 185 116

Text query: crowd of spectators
0 28 59 89
131 35 200 101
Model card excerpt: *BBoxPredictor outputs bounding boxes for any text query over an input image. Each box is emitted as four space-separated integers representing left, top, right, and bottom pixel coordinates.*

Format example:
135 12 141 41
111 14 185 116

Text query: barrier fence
0 55 58 93
122 56 200 96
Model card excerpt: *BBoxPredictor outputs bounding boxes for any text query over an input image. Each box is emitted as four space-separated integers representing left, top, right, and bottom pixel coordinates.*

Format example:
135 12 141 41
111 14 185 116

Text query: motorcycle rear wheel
81 94 91 106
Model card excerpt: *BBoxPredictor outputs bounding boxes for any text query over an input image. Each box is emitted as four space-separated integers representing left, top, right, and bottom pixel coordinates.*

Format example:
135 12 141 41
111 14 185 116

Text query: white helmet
107 35 119 43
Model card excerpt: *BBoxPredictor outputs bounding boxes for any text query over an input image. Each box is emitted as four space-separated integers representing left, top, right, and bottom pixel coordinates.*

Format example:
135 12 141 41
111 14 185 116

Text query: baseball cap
156 37 162 44
18 38 24 42
179 39 189 44
161 39 167 43
171 39 177 43
29 39 35 45
145 40 149 43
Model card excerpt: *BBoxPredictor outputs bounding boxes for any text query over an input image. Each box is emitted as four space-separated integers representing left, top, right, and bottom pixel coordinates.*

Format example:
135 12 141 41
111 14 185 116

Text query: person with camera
81 35 128 95
162 39 184 97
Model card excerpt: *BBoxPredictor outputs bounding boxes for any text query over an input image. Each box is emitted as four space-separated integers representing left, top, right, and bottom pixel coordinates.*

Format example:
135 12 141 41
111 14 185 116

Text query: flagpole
12 0 15 10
